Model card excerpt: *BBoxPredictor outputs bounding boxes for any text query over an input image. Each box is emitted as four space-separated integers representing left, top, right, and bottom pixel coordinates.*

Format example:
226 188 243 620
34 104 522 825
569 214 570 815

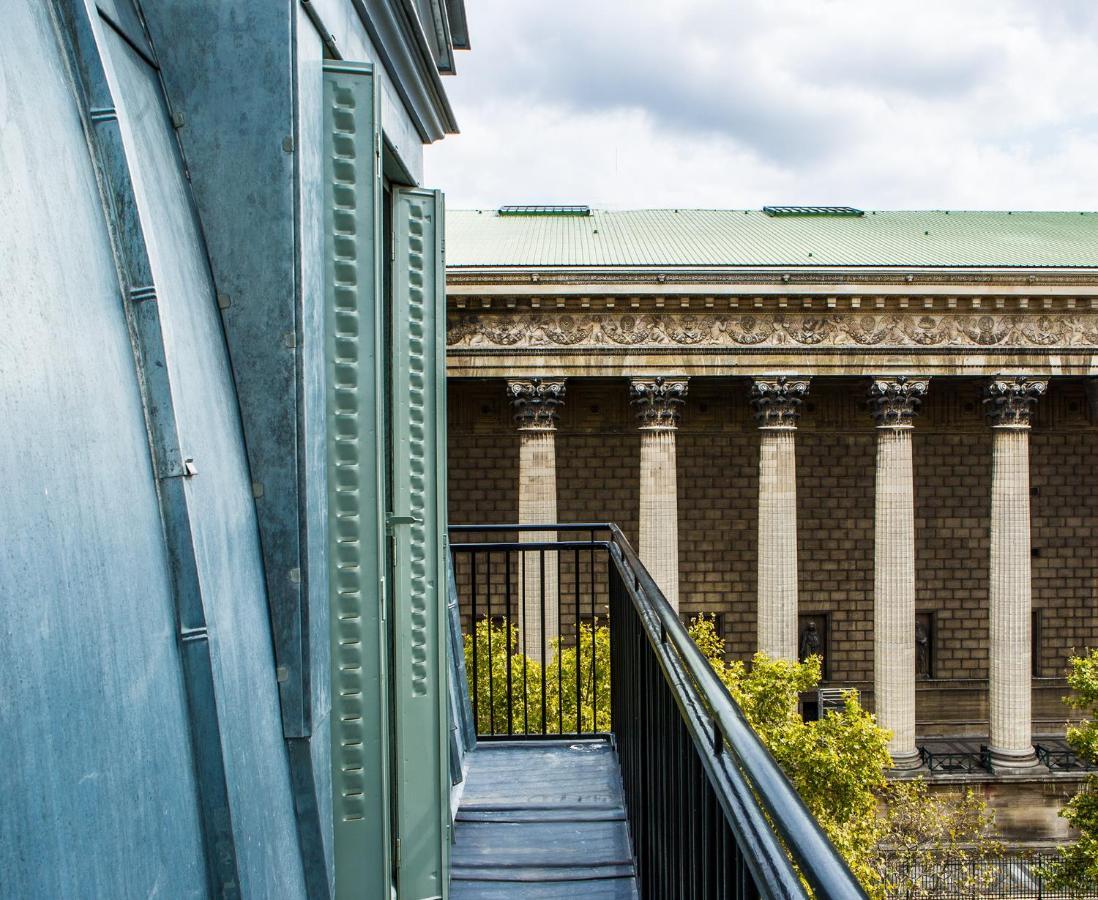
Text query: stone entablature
447 289 1098 377
450 309 1098 349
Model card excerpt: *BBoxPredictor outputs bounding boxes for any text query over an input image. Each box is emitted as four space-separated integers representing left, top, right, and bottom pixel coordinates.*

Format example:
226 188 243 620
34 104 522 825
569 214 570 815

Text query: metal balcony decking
451 739 639 899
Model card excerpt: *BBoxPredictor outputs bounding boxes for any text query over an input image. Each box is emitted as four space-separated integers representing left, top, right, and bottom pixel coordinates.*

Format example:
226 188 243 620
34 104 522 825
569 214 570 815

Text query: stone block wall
447 375 1098 733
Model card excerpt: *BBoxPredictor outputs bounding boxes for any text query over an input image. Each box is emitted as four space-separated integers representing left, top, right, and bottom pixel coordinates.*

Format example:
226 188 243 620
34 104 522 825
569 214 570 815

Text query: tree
687 614 1001 899
687 615 892 894
465 612 1003 898
875 779 1002 898
1042 648 1098 891
464 618 610 736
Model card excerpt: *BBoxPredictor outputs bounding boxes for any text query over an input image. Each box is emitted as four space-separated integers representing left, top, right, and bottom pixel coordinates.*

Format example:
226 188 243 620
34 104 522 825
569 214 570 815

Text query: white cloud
427 0 1098 210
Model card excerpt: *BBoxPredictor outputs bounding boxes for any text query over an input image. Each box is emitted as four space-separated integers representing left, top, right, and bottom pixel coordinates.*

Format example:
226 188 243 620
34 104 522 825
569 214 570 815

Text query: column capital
507 377 566 431
867 376 929 428
630 376 688 431
983 377 1048 428
750 376 810 429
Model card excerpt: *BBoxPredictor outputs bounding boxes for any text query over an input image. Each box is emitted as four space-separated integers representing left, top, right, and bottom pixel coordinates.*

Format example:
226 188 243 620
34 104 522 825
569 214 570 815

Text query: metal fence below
879 851 1098 899
918 745 991 774
1035 743 1097 772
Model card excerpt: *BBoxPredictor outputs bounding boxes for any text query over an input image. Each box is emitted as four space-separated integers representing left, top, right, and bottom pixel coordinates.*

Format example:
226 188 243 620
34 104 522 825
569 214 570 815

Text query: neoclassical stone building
445 208 1098 819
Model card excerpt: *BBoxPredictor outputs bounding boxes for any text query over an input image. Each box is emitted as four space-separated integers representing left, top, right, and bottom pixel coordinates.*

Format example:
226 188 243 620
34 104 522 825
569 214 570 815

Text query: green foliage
1042 649 1098 891
465 612 1004 899
463 618 610 735
687 615 891 894
875 779 1002 898
687 615 999 899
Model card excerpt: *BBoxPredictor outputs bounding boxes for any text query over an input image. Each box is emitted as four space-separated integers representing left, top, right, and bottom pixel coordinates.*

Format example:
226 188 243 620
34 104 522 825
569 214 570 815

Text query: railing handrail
450 540 612 553
603 524 868 900
448 522 613 533
448 523 867 899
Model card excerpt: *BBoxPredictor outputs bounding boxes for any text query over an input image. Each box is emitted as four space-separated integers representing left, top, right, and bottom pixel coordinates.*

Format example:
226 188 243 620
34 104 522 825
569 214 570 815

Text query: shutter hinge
386 514 421 532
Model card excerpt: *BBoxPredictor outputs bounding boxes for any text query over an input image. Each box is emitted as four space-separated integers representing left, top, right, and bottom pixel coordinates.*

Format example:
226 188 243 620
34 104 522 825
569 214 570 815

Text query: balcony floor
451 739 639 899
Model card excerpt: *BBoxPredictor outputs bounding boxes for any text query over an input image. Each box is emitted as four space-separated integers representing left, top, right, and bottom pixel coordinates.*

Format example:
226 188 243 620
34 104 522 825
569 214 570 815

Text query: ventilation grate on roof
763 206 864 217
498 205 591 217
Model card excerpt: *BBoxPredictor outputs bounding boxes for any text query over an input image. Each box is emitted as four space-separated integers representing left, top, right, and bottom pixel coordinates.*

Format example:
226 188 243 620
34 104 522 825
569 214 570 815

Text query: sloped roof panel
445 209 1098 269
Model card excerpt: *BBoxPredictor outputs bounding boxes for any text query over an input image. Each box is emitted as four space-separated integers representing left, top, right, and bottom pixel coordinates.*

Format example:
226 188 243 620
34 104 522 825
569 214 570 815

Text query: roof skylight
498 205 591 217
763 206 864 217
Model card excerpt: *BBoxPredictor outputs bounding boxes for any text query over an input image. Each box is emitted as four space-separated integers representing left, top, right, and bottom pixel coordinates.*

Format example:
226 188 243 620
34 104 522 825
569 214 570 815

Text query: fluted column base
986 745 1040 774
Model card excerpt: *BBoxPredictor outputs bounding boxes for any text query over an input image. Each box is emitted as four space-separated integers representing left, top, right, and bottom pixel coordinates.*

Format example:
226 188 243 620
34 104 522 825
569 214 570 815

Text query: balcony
446 524 866 899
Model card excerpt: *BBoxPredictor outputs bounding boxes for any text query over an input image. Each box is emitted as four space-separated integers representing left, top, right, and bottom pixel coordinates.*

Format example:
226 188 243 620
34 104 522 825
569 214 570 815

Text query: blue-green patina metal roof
446 209 1098 269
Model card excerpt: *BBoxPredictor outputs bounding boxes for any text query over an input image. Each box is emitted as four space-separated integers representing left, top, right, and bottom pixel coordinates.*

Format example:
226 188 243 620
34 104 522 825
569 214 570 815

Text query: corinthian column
630 377 688 609
984 376 1047 772
751 377 809 660
508 378 566 661
868 376 929 769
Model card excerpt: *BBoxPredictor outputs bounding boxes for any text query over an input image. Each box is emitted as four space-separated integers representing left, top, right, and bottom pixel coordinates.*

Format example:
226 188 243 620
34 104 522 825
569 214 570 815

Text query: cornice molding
446 266 1098 292
448 311 1098 351
350 0 459 141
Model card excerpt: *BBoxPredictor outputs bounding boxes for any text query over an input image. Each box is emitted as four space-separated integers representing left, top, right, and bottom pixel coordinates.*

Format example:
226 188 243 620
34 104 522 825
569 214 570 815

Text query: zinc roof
445 209 1098 269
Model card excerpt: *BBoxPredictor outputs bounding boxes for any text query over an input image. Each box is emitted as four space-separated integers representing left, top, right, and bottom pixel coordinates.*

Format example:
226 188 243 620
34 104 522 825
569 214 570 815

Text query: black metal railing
1035 742 1097 772
879 851 1098 898
450 523 867 899
918 745 991 775
449 523 611 738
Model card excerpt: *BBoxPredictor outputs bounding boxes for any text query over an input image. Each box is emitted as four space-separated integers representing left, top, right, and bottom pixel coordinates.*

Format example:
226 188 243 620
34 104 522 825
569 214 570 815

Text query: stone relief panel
448 311 1098 350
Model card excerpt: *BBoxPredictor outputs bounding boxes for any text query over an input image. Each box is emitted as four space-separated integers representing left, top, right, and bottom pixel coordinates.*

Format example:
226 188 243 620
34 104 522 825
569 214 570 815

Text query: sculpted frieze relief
447 311 1098 350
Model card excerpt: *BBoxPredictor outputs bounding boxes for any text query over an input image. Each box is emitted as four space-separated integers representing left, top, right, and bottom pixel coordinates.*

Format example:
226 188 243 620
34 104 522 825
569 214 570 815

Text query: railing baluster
485 549 494 735
591 536 598 731
504 549 513 736
539 548 547 736
575 546 582 734
521 547 529 735
470 548 479 732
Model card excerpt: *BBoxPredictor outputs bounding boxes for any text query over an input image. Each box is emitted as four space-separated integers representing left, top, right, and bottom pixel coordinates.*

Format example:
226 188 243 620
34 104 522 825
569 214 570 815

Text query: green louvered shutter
322 62 392 900
390 188 449 899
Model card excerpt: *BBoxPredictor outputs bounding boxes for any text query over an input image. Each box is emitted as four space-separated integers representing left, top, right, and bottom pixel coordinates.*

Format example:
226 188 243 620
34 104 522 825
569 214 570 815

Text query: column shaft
631 377 687 609
518 430 558 660
750 377 809 660
508 378 565 663
874 426 918 766
868 376 928 770
983 376 1045 772
639 428 680 608
988 427 1034 762
757 428 798 659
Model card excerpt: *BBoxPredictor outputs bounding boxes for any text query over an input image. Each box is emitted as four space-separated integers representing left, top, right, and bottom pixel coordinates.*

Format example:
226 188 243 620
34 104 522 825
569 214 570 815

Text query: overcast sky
424 0 1098 211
